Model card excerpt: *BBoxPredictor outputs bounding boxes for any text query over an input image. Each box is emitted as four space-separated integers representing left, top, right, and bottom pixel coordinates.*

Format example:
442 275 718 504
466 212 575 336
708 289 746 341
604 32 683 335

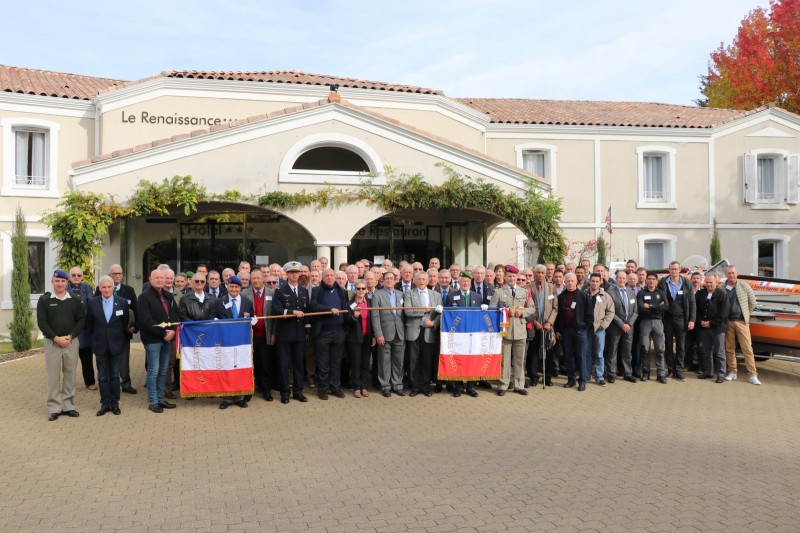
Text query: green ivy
45 170 565 280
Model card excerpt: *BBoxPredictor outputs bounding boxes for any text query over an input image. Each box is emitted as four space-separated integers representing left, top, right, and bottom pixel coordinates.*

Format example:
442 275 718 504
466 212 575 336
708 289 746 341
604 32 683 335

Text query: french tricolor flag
178 319 254 397
439 309 503 381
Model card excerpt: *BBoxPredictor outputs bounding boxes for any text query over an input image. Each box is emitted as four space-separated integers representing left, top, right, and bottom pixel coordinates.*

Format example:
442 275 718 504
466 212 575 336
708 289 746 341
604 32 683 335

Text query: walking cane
541 328 547 390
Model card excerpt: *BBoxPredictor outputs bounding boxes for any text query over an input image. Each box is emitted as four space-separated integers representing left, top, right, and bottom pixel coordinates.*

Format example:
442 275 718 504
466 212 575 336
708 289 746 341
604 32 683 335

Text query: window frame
636 146 676 209
637 233 677 270
743 149 798 208
751 233 790 278
514 143 557 192
1 228 56 310
278 133 384 185
1 117 60 198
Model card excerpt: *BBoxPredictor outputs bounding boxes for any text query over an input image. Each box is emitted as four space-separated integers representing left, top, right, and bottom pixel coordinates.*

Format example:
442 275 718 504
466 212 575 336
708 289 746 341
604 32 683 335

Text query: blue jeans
144 342 170 405
588 328 606 382
562 327 588 385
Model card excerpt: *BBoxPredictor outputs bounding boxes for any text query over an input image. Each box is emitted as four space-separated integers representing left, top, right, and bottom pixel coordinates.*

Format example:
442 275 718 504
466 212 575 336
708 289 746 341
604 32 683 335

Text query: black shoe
121 386 137 394
657 376 667 384
577 383 586 391
332 389 346 399
453 391 462 397
434 383 443 393
382 390 391 398
149 404 163 413
544 378 553 387
237 400 249 408
48 413 59 421
62 410 80 418
468 389 479 398
478 380 493 390
112 407 121 415
497 389 506 396
170 384 180 392
96 406 110 416
293 393 309 403
410 391 419 397
394 390 406 397
530 377 539 387
159 401 176 409
597 380 607 387
280 396 289 404
698 374 713 379
715 376 725 383
607 376 615 384
424 389 433 397
318 392 329 400
263 392 273 402
624 375 637 383
564 381 576 389
514 388 528 396
642 373 650 381
674 374 685 382
219 401 232 410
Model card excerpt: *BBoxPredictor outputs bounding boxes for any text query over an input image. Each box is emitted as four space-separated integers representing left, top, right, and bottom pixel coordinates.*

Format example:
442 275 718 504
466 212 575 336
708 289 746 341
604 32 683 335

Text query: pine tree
9 206 34 352
597 234 607 267
710 218 722 264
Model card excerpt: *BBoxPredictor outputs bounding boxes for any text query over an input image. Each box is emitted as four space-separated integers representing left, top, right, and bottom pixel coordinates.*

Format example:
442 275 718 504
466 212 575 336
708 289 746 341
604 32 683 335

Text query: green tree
710 218 722 264
9 206 34 352
596 234 607 266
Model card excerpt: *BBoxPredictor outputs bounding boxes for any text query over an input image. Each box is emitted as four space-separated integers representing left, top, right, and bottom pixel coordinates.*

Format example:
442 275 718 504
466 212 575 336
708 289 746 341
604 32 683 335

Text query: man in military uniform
271 262 311 404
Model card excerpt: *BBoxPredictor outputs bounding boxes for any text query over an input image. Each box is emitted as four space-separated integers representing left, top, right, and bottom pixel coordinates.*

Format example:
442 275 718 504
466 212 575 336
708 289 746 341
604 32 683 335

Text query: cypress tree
9 206 34 352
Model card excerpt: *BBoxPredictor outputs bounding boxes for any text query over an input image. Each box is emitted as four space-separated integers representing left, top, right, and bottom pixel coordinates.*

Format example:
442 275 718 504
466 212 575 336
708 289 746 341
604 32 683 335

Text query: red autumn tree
698 0 800 113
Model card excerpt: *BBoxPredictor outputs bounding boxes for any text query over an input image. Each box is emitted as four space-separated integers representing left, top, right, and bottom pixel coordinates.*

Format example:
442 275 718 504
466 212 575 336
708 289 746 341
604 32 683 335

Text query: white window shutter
787 154 800 204
743 153 756 204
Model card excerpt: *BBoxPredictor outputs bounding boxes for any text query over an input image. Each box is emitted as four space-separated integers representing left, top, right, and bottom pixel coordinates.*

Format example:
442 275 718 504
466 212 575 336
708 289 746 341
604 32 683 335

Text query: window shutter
787 154 800 204
743 153 756 204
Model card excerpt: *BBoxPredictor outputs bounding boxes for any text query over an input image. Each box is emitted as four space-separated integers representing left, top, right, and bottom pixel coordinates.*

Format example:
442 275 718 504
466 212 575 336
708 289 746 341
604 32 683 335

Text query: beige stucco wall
358 107 485 152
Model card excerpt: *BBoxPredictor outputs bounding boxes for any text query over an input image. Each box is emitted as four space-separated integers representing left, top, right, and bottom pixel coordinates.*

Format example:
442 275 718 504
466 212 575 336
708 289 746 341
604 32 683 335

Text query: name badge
224 302 232 309
126 299 131 305
656 294 661 299
629 298 636 304
350 302 357 310
399 299 403 305
115 309 123 316
547 294 554 300
265 296 272 301
453 295 461 301
570 302 576 309
644 295 651 300
596 296 602 302
677 290 683 295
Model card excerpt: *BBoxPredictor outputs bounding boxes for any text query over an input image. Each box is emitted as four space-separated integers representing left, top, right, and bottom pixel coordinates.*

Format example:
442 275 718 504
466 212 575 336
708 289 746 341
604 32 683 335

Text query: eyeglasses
265 281 278 285
413 268 423 271
194 280 206 284
70 273 83 277
110 272 123 276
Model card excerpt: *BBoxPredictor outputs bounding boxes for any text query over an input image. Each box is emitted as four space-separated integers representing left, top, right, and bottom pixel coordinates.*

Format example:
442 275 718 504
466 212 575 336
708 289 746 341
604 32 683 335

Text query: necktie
477 286 482 299
511 287 516 300
256 290 261 299
104 298 112 322
293 287 297 299
463 292 470 306
620 287 628 315
232 298 238 319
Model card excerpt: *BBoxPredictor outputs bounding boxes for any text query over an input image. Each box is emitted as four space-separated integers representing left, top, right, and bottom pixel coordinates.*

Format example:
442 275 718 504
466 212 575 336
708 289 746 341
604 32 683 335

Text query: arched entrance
348 209 513 266
137 202 315 274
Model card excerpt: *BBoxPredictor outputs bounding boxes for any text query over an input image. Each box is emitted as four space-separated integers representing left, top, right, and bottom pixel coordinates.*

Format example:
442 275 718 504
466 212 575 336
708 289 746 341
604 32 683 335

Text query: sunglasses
194 280 206 284
70 273 83 277
265 281 278 285
356 287 367 290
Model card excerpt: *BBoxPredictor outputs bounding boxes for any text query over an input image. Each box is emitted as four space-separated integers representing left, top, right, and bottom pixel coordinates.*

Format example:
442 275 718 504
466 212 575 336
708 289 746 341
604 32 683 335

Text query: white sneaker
749 376 761 386
725 372 737 381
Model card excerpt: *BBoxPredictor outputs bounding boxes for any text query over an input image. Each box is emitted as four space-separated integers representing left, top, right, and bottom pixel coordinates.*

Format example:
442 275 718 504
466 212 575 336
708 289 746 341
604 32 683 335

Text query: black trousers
407 335 434 392
315 328 345 393
277 340 306 396
79 346 95 386
347 339 372 391
526 329 556 379
664 316 687 377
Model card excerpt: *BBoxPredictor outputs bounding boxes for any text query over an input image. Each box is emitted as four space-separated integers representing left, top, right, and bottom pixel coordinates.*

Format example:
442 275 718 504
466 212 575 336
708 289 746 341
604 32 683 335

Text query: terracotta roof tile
456 98 759 129
0 64 125 100
164 69 442 95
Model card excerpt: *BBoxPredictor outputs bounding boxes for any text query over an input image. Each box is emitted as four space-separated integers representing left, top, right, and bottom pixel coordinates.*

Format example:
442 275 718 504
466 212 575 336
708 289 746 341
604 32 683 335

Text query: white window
1 228 55 310
514 143 558 191
1 118 60 198
751 234 790 278
636 146 676 208
743 150 799 207
637 233 677 270
279 133 384 185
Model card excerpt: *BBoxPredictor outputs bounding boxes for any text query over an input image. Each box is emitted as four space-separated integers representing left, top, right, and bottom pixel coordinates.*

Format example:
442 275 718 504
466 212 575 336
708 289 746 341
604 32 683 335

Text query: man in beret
37 269 86 421
212 275 255 409
272 262 312 404
490 265 536 396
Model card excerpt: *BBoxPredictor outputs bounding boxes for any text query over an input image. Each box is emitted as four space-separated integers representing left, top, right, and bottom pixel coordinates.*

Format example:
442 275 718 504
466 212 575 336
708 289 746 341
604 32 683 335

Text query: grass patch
0 339 44 355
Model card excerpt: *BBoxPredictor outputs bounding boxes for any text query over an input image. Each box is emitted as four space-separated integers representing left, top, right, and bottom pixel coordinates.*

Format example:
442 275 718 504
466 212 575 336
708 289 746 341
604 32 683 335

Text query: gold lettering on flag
192 333 206 384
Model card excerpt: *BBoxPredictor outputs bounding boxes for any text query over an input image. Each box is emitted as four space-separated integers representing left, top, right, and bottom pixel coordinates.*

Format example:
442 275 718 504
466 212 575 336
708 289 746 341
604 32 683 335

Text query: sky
4 0 764 105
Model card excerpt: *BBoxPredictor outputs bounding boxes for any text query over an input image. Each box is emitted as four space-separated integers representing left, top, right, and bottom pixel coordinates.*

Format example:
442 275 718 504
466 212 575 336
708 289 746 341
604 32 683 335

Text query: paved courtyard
1 345 799 533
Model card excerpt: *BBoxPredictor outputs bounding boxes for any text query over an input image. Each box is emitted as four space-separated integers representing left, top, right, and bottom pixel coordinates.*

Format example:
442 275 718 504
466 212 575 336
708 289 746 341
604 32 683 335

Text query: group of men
37 255 762 421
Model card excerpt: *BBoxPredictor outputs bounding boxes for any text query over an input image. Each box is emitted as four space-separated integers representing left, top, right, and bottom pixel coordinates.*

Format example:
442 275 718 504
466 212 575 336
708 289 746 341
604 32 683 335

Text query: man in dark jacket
137 269 179 413
310 268 351 400
104 264 138 394
178 272 215 322
695 273 730 383
86 275 129 416
67 266 96 390
211 275 254 409
555 272 593 391
636 271 669 383
271 262 311 404
657 261 696 381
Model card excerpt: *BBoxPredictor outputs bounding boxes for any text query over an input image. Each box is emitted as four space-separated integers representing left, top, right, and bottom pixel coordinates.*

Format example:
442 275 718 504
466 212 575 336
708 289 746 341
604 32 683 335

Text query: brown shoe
87 384 98 391
360 389 369 397
318 391 329 400
165 390 177 400
354 390 362 398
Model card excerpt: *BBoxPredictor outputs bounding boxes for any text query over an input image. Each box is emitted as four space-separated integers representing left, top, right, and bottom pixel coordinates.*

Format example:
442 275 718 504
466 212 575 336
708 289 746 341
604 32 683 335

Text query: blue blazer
85 295 130 357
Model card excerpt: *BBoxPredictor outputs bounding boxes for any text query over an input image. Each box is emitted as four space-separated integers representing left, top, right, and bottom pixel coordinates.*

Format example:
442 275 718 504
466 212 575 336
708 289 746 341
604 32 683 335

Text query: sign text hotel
121 111 233 126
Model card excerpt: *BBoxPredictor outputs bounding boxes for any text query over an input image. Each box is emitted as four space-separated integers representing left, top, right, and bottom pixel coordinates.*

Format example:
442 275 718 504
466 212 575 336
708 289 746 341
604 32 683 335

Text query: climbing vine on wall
44 169 565 283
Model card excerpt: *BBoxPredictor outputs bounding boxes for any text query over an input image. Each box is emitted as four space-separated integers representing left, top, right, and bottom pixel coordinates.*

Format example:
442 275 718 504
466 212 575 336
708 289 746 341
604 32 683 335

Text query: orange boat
739 274 800 362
